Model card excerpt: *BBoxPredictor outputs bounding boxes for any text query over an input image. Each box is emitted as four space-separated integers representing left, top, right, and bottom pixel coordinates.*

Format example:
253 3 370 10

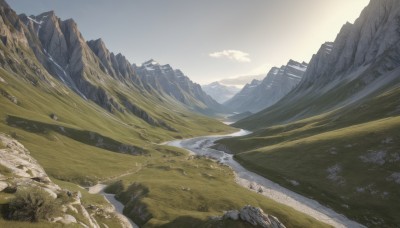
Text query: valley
1 0 399 227
166 130 364 228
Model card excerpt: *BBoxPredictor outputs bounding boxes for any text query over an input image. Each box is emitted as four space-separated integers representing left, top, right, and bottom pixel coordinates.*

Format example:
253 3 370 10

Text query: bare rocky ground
0 133 124 227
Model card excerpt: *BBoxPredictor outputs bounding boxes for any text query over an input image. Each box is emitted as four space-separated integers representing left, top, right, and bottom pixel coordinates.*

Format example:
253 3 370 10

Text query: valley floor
167 130 365 228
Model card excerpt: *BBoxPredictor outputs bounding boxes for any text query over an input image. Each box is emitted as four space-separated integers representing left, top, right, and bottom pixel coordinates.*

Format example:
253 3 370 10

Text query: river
166 130 365 228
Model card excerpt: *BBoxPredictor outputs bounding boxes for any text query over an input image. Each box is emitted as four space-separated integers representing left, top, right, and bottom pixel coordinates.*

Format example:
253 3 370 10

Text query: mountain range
201 81 240 104
1 0 400 227
225 60 307 113
134 59 226 114
218 74 265 88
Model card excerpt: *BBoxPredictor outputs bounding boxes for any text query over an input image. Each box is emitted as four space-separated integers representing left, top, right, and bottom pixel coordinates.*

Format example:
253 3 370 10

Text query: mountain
0 2 323 227
134 59 228 115
235 0 400 129
225 60 307 113
218 74 265 88
217 0 400 226
202 81 240 104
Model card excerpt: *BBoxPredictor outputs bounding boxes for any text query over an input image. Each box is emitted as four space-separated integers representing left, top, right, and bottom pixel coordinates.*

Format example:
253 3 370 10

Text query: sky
8 0 370 85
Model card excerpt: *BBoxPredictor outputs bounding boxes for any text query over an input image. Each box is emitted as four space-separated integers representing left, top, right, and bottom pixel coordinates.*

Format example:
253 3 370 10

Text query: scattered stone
381 137 393 144
387 172 400 184
328 147 337 155
249 183 255 190
223 210 240 220
388 153 400 163
50 113 58 121
0 88 18 104
327 164 345 185
360 150 387 165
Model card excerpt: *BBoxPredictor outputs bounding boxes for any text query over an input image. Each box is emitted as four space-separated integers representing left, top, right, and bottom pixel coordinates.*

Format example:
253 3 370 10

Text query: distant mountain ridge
225 60 307 113
218 74 265 88
134 59 227 115
202 82 240 104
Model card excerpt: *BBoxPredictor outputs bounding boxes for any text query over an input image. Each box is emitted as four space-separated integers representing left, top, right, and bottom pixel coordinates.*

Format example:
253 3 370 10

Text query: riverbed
88 184 138 228
166 130 365 228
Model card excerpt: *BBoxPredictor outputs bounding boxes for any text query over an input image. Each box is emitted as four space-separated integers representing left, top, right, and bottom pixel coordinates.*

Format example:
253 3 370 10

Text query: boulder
59 214 77 224
50 113 58 121
239 206 286 228
0 181 8 192
223 210 239 220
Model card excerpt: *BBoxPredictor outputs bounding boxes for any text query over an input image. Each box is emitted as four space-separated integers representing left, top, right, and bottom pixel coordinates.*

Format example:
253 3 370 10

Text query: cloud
209 50 251 63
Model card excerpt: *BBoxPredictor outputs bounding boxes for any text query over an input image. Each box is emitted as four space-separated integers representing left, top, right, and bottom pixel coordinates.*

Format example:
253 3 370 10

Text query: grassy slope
0 68 329 227
218 87 400 227
104 152 330 228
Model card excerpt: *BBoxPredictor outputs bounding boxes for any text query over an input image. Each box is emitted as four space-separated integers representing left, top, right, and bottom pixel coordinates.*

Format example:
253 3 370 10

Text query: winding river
166 129 365 228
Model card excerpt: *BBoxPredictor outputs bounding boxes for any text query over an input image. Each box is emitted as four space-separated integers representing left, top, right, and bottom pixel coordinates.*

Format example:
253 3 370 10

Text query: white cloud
209 50 251 63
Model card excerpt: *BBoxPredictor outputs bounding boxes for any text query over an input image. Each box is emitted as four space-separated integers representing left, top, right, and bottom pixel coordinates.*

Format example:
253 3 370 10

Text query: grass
218 87 400 227
102 152 330 228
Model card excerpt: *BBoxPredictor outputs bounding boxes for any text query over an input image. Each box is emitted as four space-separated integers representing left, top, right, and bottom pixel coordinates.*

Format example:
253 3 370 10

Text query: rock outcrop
0 133 100 227
222 205 286 228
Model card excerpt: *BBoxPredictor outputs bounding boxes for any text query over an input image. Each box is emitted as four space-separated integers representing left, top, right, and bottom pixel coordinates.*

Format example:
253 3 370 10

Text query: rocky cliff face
202 82 240 104
0 133 104 227
236 0 400 129
87 38 141 85
135 60 227 115
226 60 307 113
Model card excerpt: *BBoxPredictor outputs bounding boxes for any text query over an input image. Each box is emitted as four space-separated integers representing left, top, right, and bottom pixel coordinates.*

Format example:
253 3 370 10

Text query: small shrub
104 180 125 194
8 187 60 222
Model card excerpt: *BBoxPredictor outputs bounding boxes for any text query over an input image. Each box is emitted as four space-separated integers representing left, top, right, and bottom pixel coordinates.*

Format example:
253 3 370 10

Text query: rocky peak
248 79 261 87
143 59 159 66
87 38 109 61
0 0 10 9
225 59 307 112
301 0 400 88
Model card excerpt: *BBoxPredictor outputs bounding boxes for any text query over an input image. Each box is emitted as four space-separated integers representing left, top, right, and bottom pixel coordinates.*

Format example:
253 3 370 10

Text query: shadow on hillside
159 216 252 228
6 115 147 155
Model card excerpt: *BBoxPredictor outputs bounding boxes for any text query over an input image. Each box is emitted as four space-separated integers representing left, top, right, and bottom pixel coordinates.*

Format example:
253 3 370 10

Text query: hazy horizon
8 0 369 84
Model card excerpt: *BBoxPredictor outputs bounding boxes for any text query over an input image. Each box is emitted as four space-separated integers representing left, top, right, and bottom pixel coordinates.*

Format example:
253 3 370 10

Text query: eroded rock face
0 133 99 228
222 205 286 228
